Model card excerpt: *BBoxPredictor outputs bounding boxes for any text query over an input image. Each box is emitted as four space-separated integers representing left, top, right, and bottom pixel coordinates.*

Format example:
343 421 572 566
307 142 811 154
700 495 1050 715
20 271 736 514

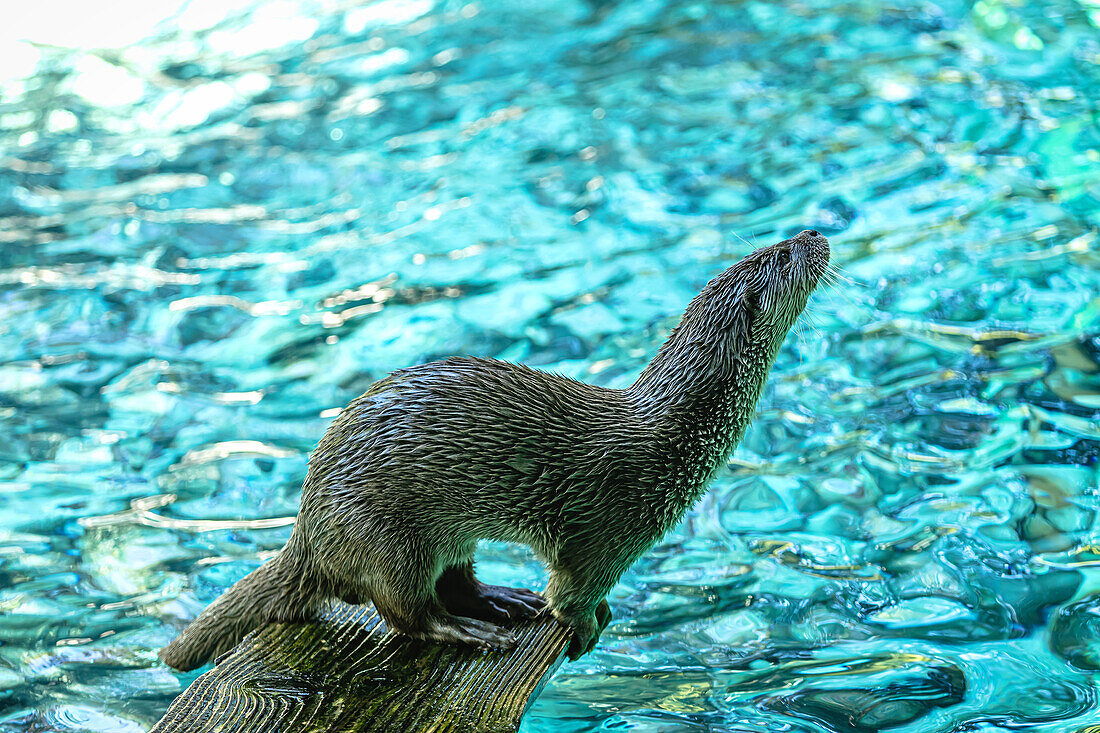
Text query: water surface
2 0 1100 731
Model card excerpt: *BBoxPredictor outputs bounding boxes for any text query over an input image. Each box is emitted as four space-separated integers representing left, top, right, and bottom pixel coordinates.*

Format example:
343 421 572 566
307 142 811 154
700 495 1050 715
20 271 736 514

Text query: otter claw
429 616 516 650
487 585 546 619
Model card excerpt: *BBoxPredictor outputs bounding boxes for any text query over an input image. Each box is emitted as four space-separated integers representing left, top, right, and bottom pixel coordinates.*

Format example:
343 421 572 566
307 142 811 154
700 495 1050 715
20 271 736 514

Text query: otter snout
790 229 830 268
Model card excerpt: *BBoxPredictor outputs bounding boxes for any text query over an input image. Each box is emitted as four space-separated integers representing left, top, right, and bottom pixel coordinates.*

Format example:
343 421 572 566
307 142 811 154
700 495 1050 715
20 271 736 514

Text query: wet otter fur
160 229 830 671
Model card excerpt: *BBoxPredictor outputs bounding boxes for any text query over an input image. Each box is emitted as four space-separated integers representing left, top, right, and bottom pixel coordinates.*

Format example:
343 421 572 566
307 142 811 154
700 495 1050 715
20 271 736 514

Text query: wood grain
151 603 570 732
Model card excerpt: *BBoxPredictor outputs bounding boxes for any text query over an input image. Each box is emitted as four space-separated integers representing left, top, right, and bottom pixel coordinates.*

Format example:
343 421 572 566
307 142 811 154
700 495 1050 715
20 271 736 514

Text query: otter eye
776 249 791 266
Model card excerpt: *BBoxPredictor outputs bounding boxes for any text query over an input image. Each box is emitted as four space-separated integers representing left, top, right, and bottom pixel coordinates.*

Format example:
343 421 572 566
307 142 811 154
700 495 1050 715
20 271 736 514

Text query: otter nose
795 229 829 249
791 228 830 263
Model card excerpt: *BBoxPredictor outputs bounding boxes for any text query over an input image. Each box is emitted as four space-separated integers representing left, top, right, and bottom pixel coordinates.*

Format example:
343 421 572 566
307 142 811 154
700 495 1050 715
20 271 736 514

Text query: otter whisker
731 230 759 251
816 281 862 310
823 261 863 287
821 278 854 300
804 302 846 317
814 269 863 308
816 274 842 296
824 271 858 288
793 320 811 369
793 316 822 367
801 309 823 337
800 305 826 333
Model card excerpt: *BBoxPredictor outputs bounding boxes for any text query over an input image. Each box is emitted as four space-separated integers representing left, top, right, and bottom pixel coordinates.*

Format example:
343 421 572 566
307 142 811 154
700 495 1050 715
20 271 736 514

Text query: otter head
631 229 830 407
723 228 830 358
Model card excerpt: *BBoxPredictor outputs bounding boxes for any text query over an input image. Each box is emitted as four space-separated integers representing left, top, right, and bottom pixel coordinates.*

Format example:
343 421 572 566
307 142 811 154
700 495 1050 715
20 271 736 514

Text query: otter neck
629 277 781 480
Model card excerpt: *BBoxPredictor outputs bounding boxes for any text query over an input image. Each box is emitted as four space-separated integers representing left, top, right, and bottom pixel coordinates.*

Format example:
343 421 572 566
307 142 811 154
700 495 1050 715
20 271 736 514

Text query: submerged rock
1050 593 1100 671
747 652 965 733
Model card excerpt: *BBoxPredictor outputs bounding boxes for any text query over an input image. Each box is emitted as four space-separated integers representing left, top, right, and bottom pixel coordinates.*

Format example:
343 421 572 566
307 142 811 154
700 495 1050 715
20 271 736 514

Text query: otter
159 229 829 671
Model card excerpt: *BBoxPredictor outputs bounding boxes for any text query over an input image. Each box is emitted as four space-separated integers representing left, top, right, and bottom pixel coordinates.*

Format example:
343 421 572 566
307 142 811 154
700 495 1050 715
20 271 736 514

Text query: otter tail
159 543 323 671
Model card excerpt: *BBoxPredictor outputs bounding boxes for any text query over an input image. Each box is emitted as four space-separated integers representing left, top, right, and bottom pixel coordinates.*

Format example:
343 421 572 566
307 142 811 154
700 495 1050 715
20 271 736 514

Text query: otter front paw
556 599 612 661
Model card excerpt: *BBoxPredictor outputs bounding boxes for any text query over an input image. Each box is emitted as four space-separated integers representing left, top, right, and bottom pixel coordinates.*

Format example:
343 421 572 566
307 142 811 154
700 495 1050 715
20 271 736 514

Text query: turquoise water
2 0 1100 730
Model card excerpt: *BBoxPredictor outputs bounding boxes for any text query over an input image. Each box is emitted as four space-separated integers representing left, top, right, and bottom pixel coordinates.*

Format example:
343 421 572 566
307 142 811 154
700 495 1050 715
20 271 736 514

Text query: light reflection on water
2 0 1100 731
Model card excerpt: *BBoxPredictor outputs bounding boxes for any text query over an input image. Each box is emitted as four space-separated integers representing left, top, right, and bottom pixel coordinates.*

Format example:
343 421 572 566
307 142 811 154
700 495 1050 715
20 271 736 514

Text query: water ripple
2 0 1100 731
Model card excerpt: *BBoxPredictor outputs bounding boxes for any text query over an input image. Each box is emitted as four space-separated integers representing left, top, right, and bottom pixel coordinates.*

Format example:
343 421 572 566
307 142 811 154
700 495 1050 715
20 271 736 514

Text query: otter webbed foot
441 583 546 623
558 598 612 661
426 615 517 651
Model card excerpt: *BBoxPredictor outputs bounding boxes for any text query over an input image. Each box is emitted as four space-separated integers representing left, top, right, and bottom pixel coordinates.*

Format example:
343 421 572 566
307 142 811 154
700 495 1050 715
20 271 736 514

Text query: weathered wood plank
152 602 570 732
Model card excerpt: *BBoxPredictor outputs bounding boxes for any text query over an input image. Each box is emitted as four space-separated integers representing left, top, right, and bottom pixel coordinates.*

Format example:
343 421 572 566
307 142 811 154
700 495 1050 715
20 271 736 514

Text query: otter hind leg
335 586 370 606
436 561 546 623
366 546 516 651
424 614 517 650
374 588 517 651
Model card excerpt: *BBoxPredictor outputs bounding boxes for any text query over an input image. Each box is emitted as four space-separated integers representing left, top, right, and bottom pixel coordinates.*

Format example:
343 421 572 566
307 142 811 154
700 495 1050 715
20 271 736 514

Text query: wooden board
151 602 570 732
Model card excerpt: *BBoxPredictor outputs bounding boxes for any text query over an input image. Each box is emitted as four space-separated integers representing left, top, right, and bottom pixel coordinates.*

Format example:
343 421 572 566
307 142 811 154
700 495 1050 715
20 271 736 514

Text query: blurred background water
2 0 1100 730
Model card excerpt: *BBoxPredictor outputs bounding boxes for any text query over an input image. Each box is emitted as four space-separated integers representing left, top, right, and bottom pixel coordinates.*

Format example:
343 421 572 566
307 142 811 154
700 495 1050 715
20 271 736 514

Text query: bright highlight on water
1 0 1099 731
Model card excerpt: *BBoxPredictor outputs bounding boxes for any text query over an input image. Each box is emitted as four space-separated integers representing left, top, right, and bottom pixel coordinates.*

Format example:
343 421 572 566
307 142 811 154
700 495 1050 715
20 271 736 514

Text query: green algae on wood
151 602 570 732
